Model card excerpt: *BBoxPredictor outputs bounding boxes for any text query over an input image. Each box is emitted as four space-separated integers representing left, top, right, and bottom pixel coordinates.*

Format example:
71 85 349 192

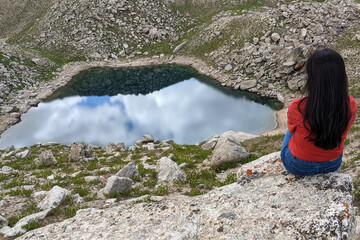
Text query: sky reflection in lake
0 68 277 149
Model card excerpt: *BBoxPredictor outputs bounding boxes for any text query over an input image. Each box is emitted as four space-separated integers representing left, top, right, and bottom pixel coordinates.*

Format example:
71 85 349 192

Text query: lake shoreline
0 56 286 145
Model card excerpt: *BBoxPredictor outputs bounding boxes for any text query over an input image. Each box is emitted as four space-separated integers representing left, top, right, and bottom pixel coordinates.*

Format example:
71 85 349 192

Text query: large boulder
18 152 356 240
211 132 251 169
69 142 93 161
103 176 133 195
39 150 57 166
116 162 140 179
156 157 186 184
37 186 69 211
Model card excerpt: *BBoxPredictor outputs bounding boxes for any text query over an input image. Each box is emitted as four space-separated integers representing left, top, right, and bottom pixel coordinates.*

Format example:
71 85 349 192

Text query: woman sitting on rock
281 48 358 176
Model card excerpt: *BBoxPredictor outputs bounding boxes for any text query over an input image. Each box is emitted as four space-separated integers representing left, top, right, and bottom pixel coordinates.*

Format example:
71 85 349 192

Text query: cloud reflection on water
0 78 276 149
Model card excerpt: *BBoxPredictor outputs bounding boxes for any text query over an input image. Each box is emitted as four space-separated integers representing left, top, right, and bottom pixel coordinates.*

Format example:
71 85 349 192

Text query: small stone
105 198 117 204
72 194 83 204
271 33 281 42
173 41 187 54
1 166 13 174
356 34 360 42
240 80 257 90
84 176 100 183
300 28 307 38
224 64 232 71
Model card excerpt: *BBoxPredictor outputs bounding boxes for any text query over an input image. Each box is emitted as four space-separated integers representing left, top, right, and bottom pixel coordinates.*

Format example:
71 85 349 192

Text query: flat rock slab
19 168 355 239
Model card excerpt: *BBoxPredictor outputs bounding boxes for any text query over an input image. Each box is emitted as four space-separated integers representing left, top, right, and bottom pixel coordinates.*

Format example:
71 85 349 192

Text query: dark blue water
0 65 281 149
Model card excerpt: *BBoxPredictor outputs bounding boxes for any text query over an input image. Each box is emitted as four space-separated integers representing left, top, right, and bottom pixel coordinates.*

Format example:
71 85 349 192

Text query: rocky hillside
0 0 360 239
10 0 193 60
0 133 358 239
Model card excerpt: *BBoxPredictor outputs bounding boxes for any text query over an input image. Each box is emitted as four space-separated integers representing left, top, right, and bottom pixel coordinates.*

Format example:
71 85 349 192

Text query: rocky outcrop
195 0 360 98
156 156 186 184
17 152 356 239
69 142 94 161
211 131 251 169
16 0 193 58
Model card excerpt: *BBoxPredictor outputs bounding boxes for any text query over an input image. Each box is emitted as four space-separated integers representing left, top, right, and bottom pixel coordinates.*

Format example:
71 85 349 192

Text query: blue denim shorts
280 131 342 176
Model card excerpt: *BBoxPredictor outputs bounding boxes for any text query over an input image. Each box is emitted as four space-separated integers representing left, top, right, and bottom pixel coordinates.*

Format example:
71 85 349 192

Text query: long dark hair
299 48 350 150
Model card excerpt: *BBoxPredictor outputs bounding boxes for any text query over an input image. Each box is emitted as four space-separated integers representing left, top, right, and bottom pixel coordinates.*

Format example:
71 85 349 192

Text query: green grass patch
153 185 170 196
8 188 34 197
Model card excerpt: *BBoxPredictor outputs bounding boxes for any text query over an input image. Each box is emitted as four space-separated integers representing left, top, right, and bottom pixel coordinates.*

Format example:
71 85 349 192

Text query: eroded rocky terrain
0 0 360 239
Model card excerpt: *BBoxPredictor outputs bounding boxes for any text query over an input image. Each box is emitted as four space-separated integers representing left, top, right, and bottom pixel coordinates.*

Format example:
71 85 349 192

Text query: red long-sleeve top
288 96 358 162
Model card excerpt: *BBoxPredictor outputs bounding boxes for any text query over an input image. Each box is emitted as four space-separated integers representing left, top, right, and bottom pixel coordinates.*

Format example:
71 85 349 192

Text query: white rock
37 186 69 211
116 162 139 179
84 176 100 183
0 215 7 227
106 142 117 154
1 209 51 237
271 33 281 42
156 157 186 184
103 176 133 195
39 150 57 166
173 41 187 53
211 132 251 169
106 198 117 204
15 149 31 159
1 166 13 174
32 191 47 198
240 80 257 90
300 28 307 38
356 34 360 42
224 64 232 71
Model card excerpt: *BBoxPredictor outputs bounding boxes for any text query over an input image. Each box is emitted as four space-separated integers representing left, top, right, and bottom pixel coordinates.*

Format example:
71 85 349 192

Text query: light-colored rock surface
18 160 356 239
1 209 51 237
116 162 139 179
84 176 100 183
156 156 186 183
69 142 93 161
240 79 257 90
39 150 57 166
0 215 7 227
201 135 220 150
211 131 251 169
105 142 117 154
237 151 284 179
15 148 31 159
37 186 69 211
103 176 133 195
1 166 13 174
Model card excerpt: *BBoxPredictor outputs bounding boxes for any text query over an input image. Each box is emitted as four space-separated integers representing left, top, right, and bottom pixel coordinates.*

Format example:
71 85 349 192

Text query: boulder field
18 152 357 240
